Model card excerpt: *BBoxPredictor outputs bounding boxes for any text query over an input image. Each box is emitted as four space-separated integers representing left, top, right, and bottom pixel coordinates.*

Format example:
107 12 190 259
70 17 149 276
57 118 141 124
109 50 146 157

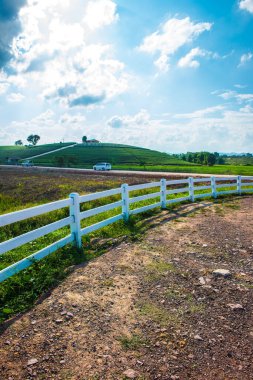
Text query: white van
93 162 112 171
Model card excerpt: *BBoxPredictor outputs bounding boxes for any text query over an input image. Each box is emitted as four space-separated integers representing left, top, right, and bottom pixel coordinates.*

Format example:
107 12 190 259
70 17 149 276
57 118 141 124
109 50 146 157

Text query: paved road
1 165 238 178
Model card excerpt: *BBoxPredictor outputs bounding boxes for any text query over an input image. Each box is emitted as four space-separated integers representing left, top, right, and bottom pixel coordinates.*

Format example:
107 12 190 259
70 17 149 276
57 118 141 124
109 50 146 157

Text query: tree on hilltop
15 140 23 145
27 134 40 146
82 136 87 143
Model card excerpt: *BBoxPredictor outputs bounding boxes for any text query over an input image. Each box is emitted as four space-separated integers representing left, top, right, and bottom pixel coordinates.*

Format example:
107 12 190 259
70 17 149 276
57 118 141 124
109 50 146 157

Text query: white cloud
154 54 170 72
105 106 253 152
0 72 10 95
218 90 253 103
234 84 247 88
41 44 130 107
60 113 86 124
178 47 206 68
218 90 236 100
0 82 9 95
238 52 253 67
83 0 118 30
139 17 212 71
107 116 124 129
48 19 85 51
7 93 25 103
178 48 223 69
239 0 253 13
239 104 253 112
6 0 129 109
174 105 225 119
107 109 150 129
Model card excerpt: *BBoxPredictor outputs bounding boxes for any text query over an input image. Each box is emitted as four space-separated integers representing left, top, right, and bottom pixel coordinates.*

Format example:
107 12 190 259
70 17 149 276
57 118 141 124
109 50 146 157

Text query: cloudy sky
0 0 253 153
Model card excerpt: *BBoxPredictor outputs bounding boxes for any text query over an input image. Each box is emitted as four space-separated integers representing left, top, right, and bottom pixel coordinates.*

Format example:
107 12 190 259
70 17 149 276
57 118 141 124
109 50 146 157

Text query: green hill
0 143 75 164
31 143 193 168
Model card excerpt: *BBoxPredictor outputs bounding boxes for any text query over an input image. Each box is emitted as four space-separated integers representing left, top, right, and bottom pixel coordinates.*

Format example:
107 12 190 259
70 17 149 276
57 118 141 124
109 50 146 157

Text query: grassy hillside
224 156 253 166
1 143 253 175
0 143 75 164
33 143 193 167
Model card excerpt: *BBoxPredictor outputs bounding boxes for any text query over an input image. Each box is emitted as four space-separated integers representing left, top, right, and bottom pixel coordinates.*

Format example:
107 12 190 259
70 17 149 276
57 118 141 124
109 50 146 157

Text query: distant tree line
222 153 252 158
179 152 225 166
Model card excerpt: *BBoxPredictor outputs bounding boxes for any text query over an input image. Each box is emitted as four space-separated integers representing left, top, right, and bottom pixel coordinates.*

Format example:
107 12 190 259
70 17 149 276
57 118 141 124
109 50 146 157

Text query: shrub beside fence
0 175 252 283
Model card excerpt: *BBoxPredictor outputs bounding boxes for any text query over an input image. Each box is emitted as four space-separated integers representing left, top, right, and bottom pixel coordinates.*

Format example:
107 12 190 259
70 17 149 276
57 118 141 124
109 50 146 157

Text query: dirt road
0 165 239 179
0 197 253 379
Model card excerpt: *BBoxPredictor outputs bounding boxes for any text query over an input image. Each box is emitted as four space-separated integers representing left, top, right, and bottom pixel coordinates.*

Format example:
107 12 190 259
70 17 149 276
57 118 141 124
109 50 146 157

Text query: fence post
160 178 167 209
211 176 217 198
237 175 242 195
121 184 129 221
188 177 194 202
69 192 82 248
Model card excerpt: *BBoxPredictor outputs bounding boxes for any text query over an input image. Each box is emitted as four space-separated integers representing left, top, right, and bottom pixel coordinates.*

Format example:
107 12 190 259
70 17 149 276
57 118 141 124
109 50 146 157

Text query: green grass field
115 164 253 176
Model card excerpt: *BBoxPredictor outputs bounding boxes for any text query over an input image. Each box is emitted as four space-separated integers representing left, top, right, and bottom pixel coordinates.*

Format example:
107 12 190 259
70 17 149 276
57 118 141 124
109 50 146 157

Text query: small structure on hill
86 139 100 144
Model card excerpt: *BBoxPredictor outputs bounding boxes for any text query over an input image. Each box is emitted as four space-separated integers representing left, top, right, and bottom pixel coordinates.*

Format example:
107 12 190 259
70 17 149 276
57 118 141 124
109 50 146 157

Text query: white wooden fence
0 175 252 283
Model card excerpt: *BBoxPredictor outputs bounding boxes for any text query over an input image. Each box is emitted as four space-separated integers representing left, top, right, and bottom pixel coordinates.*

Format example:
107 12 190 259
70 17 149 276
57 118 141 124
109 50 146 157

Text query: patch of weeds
118 334 147 350
224 203 240 210
239 282 253 289
123 376 148 380
139 244 170 257
165 289 182 300
139 301 180 326
61 370 74 380
118 264 133 273
188 212 198 218
165 289 201 313
173 218 184 223
214 205 225 215
145 261 176 282
184 292 194 302
145 272 168 282
187 304 205 314
147 261 175 272
101 278 114 287
178 271 191 280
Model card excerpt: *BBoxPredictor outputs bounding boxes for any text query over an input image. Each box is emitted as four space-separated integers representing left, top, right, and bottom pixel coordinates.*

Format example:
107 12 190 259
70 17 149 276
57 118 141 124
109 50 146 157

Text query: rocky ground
0 196 253 380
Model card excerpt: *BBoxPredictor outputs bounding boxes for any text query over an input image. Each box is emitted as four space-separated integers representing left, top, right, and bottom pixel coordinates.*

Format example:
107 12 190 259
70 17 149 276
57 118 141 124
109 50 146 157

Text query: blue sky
0 0 253 153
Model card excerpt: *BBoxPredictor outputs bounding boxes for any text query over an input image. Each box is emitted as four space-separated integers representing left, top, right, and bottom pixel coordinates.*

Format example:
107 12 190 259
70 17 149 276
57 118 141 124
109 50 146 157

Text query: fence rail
0 175 252 283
